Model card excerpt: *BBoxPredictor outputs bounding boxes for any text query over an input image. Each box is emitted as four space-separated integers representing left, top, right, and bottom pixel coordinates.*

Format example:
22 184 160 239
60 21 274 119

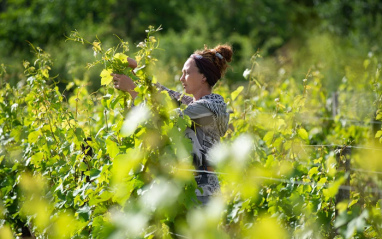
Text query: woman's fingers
112 73 120 81
127 58 138 69
109 72 137 99
111 73 120 89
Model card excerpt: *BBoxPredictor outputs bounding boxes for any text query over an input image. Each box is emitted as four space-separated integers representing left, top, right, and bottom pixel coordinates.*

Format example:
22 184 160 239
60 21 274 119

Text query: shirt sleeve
155 83 193 105
184 103 213 119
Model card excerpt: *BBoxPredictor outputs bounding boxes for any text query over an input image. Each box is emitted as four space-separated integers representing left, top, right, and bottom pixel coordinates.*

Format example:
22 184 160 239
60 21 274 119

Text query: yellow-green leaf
298 128 309 141
114 53 128 63
28 130 41 143
106 139 119 158
100 69 113 85
317 177 327 186
231 86 244 101
263 131 274 146
79 162 88 171
31 152 44 165
41 69 49 78
323 177 346 200
308 167 319 178
92 41 101 52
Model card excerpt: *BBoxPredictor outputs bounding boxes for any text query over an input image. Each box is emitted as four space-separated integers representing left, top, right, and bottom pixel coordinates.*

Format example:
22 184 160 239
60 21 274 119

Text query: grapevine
0 26 381 239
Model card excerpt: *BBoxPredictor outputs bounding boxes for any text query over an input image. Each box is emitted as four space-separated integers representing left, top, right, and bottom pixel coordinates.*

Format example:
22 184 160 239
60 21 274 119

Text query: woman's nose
180 74 184 82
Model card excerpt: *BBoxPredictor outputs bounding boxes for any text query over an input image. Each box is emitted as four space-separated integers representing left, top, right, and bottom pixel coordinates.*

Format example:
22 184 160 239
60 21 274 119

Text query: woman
112 44 232 204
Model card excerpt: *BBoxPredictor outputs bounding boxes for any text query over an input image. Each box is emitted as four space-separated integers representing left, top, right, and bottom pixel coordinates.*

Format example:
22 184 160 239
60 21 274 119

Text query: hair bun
214 44 233 62
192 44 233 86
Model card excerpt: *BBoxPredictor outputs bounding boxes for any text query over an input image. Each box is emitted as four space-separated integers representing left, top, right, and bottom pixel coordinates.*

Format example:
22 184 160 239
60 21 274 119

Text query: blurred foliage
1 24 382 238
1 0 382 92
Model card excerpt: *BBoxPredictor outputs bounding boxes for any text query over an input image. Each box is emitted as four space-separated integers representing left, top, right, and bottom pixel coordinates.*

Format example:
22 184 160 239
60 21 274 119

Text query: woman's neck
193 87 212 101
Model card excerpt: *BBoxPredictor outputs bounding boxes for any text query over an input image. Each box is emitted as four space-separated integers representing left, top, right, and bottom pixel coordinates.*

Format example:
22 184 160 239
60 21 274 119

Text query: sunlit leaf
28 130 41 143
106 139 119 158
308 167 319 178
114 53 128 63
323 177 346 200
298 128 309 141
231 86 244 101
263 131 274 146
31 152 44 165
100 69 113 85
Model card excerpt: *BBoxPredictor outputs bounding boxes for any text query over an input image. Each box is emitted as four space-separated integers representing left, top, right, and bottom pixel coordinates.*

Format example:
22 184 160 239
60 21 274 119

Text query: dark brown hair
190 44 233 87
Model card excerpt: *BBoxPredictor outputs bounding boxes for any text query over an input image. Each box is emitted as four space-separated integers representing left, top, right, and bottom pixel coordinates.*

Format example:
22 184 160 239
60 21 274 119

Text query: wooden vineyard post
334 146 351 217
331 92 351 216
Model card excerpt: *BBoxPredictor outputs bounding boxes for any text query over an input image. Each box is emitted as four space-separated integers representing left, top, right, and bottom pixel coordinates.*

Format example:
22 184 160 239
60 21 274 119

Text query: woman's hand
112 73 138 99
127 57 138 69
111 57 138 99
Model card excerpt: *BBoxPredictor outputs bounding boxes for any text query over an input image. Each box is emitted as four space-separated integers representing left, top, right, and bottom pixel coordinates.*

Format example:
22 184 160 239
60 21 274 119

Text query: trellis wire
177 169 382 195
302 144 382 151
251 111 382 125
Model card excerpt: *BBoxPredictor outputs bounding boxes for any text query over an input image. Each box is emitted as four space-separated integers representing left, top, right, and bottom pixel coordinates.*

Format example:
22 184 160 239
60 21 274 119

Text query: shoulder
200 93 225 101
193 93 227 116
198 93 227 106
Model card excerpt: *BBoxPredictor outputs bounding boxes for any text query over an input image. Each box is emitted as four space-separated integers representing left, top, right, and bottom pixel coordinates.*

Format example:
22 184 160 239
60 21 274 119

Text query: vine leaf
298 128 309 141
231 86 244 101
106 139 119 158
100 69 113 85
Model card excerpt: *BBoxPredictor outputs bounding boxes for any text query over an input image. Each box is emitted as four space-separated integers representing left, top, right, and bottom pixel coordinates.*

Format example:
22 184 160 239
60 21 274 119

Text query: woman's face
180 58 206 95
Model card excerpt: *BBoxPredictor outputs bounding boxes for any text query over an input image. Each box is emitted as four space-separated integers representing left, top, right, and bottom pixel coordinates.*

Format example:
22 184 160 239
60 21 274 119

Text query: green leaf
79 162 88 171
106 139 119 158
89 191 113 206
110 94 124 109
100 69 113 85
308 167 319 178
323 177 346 200
114 53 128 63
112 179 137 206
75 128 86 142
263 131 274 146
89 169 101 181
318 177 327 185
336 201 348 214
375 130 382 138
231 86 244 101
28 130 41 143
376 112 382 120
99 190 113 201
76 205 91 221
31 152 44 165
298 128 309 141
10 126 24 142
